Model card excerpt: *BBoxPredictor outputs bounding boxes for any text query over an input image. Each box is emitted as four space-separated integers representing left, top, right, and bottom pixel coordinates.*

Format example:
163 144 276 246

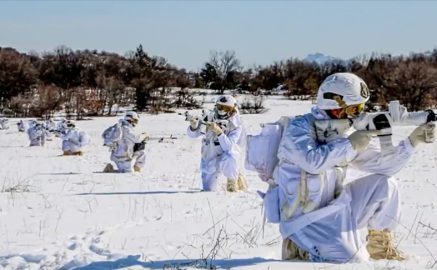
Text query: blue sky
1 1 437 71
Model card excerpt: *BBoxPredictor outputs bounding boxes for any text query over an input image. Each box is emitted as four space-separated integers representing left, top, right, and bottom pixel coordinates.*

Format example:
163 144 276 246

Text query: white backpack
102 122 123 148
245 116 292 182
245 116 292 224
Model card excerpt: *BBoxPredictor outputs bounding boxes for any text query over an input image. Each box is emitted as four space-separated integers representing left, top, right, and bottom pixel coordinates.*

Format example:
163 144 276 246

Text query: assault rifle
181 109 229 134
314 100 436 152
134 133 178 151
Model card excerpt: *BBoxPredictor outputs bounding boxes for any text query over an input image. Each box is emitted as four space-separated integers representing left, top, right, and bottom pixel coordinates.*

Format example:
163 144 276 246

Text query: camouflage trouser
112 150 146 173
201 153 239 191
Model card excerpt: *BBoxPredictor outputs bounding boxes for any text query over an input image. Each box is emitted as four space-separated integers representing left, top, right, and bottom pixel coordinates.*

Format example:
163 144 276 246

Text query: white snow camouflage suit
266 106 414 262
187 113 245 191
61 127 91 153
0 118 9 130
109 119 146 173
27 124 48 146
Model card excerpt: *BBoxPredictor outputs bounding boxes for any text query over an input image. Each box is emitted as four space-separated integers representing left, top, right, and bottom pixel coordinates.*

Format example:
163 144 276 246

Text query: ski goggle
126 117 139 125
345 103 365 118
329 103 365 119
216 104 234 113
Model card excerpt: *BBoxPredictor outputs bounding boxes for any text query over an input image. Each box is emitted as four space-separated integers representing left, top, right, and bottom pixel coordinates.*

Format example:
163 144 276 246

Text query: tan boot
237 174 248 191
367 229 406 260
63 151 72 156
72 151 83 156
133 165 141 172
103 163 115 173
226 179 238 192
282 238 309 261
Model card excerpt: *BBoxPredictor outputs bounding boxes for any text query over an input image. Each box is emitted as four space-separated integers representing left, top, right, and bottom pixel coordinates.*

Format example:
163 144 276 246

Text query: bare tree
0 47 37 107
205 50 242 93
29 85 62 118
96 75 125 116
389 61 437 111
366 56 437 110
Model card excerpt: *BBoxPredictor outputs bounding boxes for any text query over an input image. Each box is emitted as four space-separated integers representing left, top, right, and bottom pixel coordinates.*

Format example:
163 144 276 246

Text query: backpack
245 116 292 182
245 116 292 224
102 122 123 148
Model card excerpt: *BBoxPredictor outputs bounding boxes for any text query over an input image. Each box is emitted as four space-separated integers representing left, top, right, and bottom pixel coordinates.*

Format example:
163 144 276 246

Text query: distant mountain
303 53 345 66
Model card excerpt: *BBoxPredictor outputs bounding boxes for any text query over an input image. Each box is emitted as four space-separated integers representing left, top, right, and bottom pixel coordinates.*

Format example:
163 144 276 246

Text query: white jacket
44 120 57 132
275 107 414 233
17 120 26 132
0 118 9 130
110 120 142 162
27 125 48 146
187 114 244 161
61 127 90 152
56 121 68 136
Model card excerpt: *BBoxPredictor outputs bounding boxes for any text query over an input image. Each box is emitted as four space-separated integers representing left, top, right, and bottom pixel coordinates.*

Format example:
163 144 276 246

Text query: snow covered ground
0 96 436 270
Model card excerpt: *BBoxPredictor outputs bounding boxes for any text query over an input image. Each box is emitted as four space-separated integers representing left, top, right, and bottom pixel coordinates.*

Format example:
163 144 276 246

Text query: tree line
1 45 436 118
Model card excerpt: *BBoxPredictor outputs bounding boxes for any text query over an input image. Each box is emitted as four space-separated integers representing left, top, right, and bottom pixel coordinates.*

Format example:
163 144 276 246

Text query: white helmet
124 111 139 125
316 73 370 110
66 120 76 127
215 95 237 119
216 95 237 107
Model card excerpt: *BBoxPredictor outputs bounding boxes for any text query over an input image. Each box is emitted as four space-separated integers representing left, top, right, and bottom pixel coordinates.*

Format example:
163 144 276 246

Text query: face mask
215 103 234 119
215 109 230 120
217 109 228 116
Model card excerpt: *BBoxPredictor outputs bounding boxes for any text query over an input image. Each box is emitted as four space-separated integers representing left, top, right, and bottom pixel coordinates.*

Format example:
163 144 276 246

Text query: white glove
348 130 376 152
408 123 435 147
207 122 223 136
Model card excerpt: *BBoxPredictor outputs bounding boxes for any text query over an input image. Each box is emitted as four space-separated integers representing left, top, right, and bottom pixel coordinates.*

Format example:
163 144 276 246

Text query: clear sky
1 1 437 71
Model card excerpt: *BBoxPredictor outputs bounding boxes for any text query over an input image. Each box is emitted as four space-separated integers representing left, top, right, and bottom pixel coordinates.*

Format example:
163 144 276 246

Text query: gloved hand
141 133 150 141
408 123 435 147
207 122 223 136
189 119 199 130
348 130 375 152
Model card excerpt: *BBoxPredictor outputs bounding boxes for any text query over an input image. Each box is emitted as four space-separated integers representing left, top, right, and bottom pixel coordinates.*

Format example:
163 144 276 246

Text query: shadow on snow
68 255 279 270
76 190 201 196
